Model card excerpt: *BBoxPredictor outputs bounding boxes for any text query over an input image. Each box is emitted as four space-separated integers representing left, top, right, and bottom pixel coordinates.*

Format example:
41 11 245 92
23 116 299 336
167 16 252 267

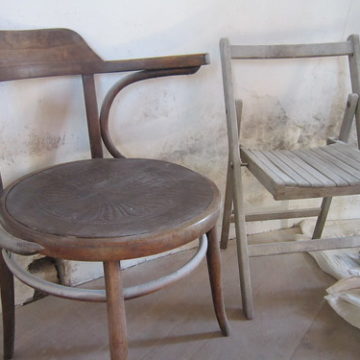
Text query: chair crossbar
2 236 208 302
249 235 360 257
230 41 353 59
230 207 321 222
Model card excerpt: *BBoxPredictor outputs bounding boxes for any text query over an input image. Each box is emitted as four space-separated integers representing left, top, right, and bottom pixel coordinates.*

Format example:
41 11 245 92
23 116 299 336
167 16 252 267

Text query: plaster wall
1 0 360 288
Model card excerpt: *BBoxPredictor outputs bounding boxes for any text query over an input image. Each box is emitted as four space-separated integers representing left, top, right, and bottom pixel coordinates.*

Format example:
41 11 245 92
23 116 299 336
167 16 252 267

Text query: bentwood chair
0 28 229 360
220 35 360 320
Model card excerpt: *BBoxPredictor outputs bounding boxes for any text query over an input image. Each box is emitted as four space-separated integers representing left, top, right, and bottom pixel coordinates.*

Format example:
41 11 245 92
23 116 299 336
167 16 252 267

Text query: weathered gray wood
240 149 284 195
220 163 233 249
220 35 360 320
241 144 360 200
295 149 350 186
327 137 347 144
338 93 359 142
323 143 360 170
312 197 332 239
230 41 353 59
347 35 360 148
235 99 243 136
280 150 334 186
261 151 312 186
249 234 360 257
269 150 325 186
240 207 321 222
220 38 254 319
315 147 360 180
220 99 243 250
248 150 297 185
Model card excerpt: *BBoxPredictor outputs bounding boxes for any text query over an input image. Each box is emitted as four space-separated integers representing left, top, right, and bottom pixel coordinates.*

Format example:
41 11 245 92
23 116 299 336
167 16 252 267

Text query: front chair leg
103 261 128 360
0 251 15 360
206 227 230 336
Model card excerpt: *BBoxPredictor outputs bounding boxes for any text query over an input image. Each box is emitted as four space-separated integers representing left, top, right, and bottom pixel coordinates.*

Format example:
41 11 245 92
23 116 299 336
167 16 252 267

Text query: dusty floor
1 229 360 359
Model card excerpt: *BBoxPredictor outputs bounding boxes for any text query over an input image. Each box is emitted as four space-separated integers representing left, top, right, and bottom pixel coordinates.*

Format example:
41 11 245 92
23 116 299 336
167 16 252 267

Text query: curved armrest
100 66 204 158
0 225 44 255
99 53 209 74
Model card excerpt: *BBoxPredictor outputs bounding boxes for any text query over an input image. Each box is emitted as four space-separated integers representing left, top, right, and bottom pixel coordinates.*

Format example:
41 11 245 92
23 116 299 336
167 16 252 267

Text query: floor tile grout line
288 299 326 360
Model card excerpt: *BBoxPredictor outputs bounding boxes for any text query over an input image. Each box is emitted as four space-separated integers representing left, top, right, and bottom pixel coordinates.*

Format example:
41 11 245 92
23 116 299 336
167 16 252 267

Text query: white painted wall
1 1 360 285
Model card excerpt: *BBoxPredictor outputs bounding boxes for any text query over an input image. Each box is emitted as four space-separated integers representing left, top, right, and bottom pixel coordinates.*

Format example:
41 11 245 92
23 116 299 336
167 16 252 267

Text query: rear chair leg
206 227 230 336
232 165 254 320
312 197 332 239
220 163 233 250
0 251 15 359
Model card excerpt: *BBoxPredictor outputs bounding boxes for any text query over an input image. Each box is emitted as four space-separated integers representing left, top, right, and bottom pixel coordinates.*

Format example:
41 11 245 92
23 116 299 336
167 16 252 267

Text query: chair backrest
0 28 207 187
220 36 360 166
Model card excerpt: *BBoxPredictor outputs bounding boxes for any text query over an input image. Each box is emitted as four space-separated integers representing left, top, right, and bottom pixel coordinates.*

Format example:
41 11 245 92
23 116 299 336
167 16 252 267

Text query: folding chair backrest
220 36 360 165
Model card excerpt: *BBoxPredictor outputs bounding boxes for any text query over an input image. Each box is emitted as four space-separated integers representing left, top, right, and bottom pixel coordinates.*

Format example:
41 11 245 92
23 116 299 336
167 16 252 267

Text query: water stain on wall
26 133 66 154
241 94 347 152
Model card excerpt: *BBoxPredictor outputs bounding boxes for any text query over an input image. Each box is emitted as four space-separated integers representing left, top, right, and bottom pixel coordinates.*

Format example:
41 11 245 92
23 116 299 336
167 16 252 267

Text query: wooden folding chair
219 35 360 320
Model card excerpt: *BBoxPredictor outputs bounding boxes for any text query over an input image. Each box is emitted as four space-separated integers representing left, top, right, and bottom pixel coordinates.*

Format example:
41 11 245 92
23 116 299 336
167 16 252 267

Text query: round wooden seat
1 158 220 261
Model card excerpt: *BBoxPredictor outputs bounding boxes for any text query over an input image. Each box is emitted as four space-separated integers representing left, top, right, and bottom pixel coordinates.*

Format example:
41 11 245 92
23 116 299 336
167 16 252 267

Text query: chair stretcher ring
2 235 208 302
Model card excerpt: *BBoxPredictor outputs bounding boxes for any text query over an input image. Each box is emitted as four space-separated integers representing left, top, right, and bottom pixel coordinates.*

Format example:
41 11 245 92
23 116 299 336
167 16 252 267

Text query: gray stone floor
1 229 360 359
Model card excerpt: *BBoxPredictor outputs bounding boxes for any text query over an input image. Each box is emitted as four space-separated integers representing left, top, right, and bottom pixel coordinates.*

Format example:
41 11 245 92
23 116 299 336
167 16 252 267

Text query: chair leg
206 227 230 336
220 163 233 250
232 166 254 320
103 261 128 360
312 197 332 239
0 251 15 360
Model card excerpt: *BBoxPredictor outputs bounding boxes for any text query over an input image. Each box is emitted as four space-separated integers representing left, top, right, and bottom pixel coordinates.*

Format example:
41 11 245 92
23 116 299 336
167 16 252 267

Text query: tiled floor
1 230 360 359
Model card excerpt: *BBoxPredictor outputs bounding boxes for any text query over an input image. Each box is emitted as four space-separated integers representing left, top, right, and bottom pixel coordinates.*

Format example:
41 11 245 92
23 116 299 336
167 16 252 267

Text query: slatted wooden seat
219 35 360 321
242 143 360 200
0 28 229 360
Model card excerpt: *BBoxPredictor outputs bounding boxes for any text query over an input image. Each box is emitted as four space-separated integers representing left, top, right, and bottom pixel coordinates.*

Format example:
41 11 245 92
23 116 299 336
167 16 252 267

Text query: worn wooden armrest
1 53 209 82
100 57 209 158
98 53 209 74
0 225 44 255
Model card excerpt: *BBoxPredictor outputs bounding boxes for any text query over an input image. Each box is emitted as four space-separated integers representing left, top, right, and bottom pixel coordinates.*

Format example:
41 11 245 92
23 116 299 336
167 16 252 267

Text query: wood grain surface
1 158 220 261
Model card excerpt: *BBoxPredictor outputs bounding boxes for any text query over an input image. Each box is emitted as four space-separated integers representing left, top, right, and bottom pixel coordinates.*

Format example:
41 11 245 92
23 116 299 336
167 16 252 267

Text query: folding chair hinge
229 161 248 168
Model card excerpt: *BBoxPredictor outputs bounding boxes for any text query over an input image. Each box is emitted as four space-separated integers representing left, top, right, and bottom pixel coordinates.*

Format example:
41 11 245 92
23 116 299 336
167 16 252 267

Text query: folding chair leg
0 251 15 359
312 197 332 239
220 162 233 249
232 166 254 320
